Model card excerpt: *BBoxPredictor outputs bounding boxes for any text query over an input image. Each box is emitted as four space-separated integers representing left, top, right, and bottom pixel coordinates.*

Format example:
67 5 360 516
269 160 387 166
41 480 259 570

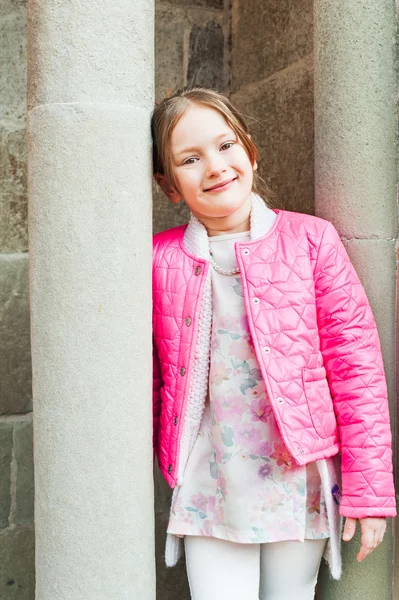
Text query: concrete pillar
314 1 398 598
27 2 155 599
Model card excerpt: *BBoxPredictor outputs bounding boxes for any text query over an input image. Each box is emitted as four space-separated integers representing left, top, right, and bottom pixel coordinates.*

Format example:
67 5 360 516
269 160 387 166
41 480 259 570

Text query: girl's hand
343 517 387 562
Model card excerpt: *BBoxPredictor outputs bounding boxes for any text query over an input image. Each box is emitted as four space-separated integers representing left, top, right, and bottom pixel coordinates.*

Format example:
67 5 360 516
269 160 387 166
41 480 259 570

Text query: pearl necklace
209 253 241 276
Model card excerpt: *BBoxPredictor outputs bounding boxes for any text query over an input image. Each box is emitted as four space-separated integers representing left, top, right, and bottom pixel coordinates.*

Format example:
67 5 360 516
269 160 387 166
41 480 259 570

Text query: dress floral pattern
167 231 329 543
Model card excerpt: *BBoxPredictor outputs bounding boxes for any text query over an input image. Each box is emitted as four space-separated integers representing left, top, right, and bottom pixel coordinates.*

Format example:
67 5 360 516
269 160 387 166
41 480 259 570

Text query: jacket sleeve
313 221 396 518
153 338 162 459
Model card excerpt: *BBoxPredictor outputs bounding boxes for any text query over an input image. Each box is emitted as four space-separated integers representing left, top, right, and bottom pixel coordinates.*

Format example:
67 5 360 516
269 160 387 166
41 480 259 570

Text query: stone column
27 2 155 599
314 1 398 598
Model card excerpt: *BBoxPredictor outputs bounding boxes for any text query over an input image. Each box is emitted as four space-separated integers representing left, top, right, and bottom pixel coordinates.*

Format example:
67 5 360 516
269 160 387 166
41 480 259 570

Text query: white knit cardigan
164 193 343 580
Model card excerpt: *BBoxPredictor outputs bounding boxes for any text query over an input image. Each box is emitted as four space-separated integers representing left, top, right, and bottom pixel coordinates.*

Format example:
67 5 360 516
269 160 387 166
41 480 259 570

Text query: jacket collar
183 192 278 260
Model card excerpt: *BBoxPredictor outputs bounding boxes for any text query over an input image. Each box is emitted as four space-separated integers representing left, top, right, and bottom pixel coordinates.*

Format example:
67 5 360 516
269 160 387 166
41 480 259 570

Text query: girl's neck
193 195 252 237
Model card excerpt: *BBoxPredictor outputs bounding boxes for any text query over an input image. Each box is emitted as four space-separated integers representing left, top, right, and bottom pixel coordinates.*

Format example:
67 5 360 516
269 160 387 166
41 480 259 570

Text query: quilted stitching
152 210 396 519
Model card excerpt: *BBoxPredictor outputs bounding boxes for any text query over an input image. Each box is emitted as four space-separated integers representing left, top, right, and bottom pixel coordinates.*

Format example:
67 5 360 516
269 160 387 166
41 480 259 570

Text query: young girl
151 86 396 600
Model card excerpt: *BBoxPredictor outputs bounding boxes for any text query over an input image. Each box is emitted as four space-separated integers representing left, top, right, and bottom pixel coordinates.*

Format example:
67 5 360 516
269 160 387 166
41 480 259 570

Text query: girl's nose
205 154 227 177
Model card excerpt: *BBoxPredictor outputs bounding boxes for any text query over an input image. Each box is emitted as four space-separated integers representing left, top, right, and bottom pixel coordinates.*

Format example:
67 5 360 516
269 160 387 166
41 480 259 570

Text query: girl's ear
154 173 182 204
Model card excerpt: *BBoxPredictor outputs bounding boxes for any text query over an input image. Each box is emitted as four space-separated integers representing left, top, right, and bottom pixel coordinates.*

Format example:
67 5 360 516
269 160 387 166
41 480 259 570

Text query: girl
151 86 396 600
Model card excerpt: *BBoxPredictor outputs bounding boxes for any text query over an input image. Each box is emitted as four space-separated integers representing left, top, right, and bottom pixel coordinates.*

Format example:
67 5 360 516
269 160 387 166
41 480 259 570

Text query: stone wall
231 0 315 215
0 0 35 598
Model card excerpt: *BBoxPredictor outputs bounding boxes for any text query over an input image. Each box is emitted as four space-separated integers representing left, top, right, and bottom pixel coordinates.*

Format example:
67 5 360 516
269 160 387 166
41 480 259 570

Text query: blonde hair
151 85 276 205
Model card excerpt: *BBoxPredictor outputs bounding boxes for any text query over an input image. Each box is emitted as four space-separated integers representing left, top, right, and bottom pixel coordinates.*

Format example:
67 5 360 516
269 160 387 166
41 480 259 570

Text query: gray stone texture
27 0 154 111
0 129 28 252
163 0 223 9
0 528 35 600
231 0 313 92
187 21 224 88
314 1 398 240
0 255 32 415
28 101 155 599
155 3 225 100
0 0 28 252
231 55 314 214
14 418 34 525
0 1 27 121
0 423 13 529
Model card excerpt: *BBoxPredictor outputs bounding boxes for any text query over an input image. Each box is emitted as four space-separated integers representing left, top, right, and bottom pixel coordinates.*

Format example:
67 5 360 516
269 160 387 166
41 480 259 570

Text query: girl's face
157 104 257 232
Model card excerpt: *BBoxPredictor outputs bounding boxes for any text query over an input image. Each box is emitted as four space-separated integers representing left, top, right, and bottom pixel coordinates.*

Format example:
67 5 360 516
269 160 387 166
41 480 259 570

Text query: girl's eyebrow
174 132 234 158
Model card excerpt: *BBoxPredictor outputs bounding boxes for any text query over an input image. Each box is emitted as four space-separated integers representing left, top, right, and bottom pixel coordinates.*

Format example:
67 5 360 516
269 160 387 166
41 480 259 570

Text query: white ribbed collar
183 192 278 260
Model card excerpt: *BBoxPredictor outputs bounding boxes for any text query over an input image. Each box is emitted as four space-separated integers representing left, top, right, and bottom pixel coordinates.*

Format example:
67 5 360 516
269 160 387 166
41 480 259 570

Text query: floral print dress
167 230 330 543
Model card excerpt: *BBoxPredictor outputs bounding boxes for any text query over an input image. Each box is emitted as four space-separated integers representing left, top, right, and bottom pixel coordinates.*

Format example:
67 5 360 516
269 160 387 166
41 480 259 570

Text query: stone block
0 423 13 529
27 1 153 110
0 0 27 20
231 0 313 92
314 1 397 240
0 1 27 121
187 21 224 89
231 54 314 214
159 0 223 9
0 129 28 253
155 4 225 102
0 528 35 600
14 418 34 526
0 0 28 253
0 255 32 414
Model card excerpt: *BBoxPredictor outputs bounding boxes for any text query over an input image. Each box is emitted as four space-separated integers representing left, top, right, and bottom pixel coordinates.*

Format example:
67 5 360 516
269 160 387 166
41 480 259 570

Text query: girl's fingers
342 517 357 541
357 518 386 562
358 529 374 562
341 517 387 561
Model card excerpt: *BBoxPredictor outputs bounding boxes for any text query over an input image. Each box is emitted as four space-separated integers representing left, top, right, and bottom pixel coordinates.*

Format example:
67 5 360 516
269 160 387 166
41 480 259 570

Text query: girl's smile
204 176 238 192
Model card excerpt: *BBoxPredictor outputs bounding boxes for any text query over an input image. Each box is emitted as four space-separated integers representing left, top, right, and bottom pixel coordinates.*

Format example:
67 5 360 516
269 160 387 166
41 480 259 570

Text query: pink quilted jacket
152 208 396 519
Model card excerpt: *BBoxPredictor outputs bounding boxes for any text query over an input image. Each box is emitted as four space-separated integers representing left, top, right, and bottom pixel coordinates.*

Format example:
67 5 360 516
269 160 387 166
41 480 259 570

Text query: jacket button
263 346 271 354
298 448 305 455
194 266 201 275
277 397 284 404
180 367 186 376
242 248 250 255
174 416 178 425
185 317 192 326
168 464 173 473
253 297 260 304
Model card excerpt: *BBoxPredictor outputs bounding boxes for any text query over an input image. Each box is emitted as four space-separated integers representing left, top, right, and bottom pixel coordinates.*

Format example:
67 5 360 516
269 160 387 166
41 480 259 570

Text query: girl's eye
181 142 234 165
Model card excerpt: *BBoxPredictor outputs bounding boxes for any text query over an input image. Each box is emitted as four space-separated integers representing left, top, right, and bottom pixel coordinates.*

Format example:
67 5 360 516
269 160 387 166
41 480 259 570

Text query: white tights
184 536 327 600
